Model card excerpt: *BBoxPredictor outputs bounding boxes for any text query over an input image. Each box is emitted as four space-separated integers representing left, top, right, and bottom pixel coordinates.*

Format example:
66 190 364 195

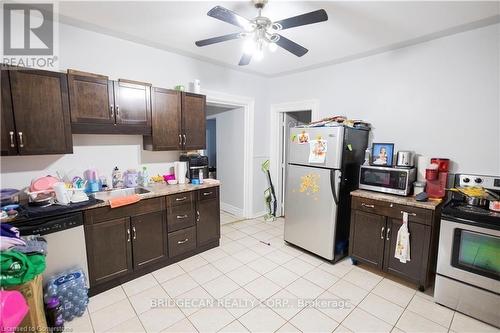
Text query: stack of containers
425 158 450 198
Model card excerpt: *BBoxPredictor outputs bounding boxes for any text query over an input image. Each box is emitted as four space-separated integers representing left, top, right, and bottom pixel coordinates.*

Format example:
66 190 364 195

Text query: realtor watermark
150 297 351 311
2 2 59 69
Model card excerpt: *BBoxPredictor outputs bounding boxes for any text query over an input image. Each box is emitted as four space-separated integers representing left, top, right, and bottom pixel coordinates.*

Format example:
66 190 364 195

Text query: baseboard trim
249 211 267 219
221 202 244 217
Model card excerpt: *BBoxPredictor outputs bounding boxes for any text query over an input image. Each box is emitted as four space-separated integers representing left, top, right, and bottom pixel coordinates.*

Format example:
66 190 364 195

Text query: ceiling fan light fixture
243 38 256 55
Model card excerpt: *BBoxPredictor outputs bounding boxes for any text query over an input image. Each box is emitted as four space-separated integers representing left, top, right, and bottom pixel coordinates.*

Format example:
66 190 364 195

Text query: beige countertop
87 179 221 209
350 189 442 210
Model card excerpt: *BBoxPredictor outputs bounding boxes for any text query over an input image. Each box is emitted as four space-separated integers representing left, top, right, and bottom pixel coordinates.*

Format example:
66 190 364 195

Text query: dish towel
109 194 141 209
394 212 411 263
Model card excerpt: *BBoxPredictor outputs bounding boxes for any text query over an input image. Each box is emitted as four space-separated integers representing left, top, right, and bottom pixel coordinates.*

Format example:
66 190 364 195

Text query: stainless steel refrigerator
284 125 369 261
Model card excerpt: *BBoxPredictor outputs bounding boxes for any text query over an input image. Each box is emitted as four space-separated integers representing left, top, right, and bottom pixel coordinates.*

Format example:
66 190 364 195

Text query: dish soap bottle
112 167 123 189
140 166 149 187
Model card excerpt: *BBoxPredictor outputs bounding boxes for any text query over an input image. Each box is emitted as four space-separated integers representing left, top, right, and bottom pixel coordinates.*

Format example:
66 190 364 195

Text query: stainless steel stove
435 174 500 328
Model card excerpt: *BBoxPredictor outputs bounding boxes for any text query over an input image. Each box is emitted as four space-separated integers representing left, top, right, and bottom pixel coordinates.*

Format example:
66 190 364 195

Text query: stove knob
463 178 470 183
474 178 483 184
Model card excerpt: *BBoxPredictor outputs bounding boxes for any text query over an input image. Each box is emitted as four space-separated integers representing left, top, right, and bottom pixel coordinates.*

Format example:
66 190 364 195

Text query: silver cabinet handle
386 228 390 240
110 105 114 117
202 192 213 196
401 210 417 217
380 227 385 240
175 196 187 202
9 131 15 148
362 203 374 208
178 134 182 146
177 238 189 244
176 214 188 219
132 226 137 240
196 210 200 222
127 228 131 242
115 105 120 116
183 134 186 145
18 132 24 148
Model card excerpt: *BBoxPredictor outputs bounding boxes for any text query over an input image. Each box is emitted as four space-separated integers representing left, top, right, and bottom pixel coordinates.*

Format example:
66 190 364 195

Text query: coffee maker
179 154 209 181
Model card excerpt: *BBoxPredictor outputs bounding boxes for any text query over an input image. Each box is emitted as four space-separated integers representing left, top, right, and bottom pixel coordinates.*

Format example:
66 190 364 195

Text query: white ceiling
57 1 500 77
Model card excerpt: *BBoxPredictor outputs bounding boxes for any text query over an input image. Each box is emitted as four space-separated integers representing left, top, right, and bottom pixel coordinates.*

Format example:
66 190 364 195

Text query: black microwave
359 165 417 196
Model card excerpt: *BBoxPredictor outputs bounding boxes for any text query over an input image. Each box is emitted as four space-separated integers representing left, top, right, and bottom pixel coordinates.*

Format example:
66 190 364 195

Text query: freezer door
288 126 344 169
284 164 340 260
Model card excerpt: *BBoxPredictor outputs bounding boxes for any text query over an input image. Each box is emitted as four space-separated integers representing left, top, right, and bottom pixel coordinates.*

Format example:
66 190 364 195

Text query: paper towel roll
175 161 187 184
416 155 428 182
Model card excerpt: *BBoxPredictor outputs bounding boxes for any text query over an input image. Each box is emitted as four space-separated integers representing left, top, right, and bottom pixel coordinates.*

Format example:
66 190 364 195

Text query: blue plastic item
44 269 88 322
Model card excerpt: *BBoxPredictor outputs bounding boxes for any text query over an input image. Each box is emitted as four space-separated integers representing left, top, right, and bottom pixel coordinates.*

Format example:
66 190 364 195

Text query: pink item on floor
0 290 29 333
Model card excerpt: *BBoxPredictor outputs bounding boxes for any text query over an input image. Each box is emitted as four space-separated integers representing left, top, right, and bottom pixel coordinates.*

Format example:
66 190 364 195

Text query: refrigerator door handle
330 169 339 205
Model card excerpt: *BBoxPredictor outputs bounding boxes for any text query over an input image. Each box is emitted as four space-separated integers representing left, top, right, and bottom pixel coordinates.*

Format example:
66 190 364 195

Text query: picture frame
371 143 395 166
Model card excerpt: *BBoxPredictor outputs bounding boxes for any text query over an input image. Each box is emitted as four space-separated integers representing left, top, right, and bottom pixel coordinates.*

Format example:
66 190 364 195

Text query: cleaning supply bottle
141 166 149 187
112 167 123 189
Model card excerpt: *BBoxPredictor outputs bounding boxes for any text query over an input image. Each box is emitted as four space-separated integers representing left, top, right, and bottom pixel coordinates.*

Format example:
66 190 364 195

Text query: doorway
205 103 246 224
278 110 312 217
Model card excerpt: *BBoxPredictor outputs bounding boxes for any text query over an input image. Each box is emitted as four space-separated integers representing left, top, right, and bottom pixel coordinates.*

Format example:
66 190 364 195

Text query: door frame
202 89 254 219
270 99 320 216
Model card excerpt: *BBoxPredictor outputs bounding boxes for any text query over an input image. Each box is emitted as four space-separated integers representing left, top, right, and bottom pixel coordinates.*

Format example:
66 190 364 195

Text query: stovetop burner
443 198 500 229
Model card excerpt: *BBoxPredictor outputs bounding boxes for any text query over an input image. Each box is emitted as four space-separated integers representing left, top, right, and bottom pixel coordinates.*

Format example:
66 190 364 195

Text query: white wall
1 21 270 215
210 109 245 214
269 24 500 175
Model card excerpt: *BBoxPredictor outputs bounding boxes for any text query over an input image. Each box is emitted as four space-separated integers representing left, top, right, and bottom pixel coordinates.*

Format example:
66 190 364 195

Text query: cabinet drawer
85 197 164 224
167 192 194 207
167 204 196 232
168 226 196 258
352 197 432 225
198 187 217 201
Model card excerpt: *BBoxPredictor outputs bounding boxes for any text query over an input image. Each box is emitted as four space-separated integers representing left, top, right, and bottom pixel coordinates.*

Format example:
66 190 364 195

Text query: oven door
437 219 500 293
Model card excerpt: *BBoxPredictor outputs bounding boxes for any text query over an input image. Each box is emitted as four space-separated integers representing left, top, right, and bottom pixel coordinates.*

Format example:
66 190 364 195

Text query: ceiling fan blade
195 33 241 47
276 35 308 57
273 9 328 30
238 53 252 66
207 6 251 29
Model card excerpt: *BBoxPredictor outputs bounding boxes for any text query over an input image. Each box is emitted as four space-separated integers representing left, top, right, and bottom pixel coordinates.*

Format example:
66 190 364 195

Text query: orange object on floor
109 194 141 208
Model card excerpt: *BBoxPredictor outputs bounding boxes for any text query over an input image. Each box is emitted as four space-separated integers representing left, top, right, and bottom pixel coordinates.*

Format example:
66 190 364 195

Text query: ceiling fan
195 0 328 66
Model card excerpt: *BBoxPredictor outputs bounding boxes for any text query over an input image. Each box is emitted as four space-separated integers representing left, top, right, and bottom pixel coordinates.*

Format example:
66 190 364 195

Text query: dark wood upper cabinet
67 70 115 124
349 210 386 270
131 211 168 270
114 80 151 127
144 91 206 151
1 70 17 156
69 71 151 135
85 217 133 286
182 92 206 150
7 69 72 155
143 88 182 151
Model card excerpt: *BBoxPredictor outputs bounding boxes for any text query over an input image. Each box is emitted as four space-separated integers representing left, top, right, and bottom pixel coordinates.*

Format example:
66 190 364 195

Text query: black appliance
180 154 209 181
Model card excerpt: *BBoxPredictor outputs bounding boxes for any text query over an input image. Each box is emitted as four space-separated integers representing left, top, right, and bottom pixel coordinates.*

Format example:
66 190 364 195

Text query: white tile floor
220 211 244 225
69 217 500 333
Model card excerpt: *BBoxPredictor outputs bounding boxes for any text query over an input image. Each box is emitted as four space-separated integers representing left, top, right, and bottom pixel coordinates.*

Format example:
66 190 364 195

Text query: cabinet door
196 189 220 246
131 211 168 269
145 87 182 150
114 80 151 128
9 69 72 155
181 92 206 150
68 71 115 124
1 70 17 156
349 210 386 269
383 218 430 284
85 218 133 286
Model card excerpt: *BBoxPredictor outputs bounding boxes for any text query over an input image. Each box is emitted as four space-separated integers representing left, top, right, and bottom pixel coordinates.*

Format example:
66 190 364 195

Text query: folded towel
109 194 141 208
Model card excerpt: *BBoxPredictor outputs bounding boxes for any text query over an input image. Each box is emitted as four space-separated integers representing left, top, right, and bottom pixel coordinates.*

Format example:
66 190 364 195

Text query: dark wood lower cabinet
349 194 441 290
131 211 167 269
197 188 220 247
85 217 133 286
350 210 386 270
85 187 220 295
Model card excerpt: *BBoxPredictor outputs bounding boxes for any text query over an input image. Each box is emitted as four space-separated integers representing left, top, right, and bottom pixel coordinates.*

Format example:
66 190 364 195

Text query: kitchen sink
92 187 151 200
